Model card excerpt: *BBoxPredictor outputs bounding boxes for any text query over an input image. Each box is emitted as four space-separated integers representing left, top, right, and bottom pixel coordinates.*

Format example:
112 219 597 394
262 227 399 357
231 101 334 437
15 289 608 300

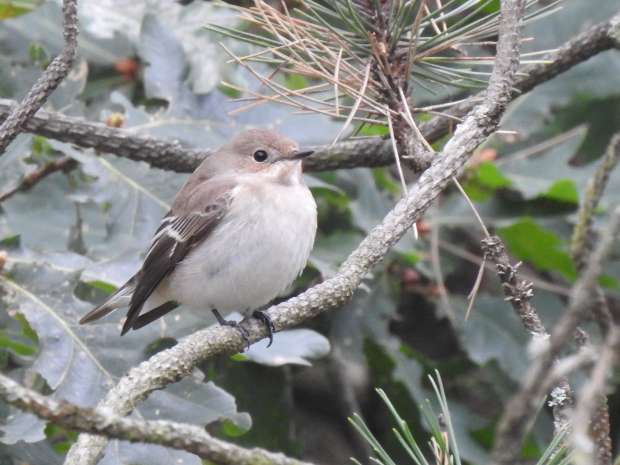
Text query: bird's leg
251 306 276 348
212 309 250 350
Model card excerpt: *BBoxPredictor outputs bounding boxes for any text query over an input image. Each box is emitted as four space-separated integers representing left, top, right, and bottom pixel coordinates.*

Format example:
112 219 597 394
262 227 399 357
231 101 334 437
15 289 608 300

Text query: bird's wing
121 184 233 334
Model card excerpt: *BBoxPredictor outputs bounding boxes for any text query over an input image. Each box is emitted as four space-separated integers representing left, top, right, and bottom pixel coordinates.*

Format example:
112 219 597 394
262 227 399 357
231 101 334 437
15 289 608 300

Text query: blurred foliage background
0 0 619 464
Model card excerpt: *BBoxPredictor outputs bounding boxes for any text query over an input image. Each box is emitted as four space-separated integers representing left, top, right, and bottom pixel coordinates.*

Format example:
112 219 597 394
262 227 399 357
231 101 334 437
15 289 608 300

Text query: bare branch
0 99 208 173
0 372 313 465
480 235 574 432
0 156 76 203
489 206 620 465
571 132 620 270
0 0 78 155
567 132 620 465
64 0 527 462
571 328 620 465
0 13 618 174
481 238 547 337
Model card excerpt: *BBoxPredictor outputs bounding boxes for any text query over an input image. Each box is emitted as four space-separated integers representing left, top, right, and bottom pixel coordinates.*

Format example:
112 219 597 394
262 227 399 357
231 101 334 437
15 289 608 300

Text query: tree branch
0 156 76 203
63 0 526 463
1 11 618 173
0 99 208 173
0 0 78 155
568 132 620 465
571 132 620 271
0 372 313 465
489 206 620 465
480 236 574 433
571 327 620 465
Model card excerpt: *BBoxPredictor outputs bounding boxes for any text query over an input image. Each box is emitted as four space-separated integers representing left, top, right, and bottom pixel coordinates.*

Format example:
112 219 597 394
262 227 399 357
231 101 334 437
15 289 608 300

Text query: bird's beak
290 149 314 160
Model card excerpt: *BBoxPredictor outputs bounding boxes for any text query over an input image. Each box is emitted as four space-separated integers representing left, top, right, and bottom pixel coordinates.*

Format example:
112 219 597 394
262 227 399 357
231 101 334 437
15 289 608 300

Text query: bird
79 129 318 346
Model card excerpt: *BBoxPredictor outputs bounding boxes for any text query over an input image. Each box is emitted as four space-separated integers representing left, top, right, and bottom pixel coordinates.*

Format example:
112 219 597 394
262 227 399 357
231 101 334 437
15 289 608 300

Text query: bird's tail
79 278 135 324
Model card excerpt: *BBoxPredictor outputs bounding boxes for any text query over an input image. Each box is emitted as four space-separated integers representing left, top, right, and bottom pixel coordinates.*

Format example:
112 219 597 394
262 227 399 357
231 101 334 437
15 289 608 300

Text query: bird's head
206 129 314 181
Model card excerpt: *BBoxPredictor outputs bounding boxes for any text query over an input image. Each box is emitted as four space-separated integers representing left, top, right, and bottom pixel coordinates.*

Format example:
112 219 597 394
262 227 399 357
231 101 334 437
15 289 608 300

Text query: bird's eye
253 150 268 162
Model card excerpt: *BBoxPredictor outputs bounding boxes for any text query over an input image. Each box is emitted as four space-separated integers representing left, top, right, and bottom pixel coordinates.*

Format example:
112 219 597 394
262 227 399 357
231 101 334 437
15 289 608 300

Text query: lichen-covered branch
571 133 620 269
480 236 574 432
0 99 208 173
0 0 78 155
489 206 620 465
571 327 620 465
64 1 526 463
566 132 620 465
0 373 313 465
1 11 618 173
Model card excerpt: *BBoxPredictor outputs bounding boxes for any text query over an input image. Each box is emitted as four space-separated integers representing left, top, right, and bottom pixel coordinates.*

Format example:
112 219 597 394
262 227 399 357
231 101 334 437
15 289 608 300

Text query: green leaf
599 274 620 290
220 418 250 438
541 179 579 204
0 331 36 356
14 311 38 344
0 0 41 20
373 168 401 195
475 162 512 189
45 424 77 454
284 73 308 90
481 0 500 14
464 161 511 201
498 218 577 281
83 280 117 295
358 124 389 136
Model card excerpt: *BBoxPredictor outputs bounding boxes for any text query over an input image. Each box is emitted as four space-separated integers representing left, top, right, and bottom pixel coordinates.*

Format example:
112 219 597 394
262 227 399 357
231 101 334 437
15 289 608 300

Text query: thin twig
430 222 456 322
481 234 574 433
437 239 574 297
571 327 620 465
387 110 418 239
567 132 620 465
334 48 343 116
571 132 620 269
451 177 490 238
386 112 409 194
489 206 620 465
0 156 77 203
451 168 490 320
0 0 78 155
330 62 372 146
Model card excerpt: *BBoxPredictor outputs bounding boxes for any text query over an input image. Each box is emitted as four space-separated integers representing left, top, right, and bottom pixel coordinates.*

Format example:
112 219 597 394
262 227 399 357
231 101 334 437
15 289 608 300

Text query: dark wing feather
120 199 229 335
130 301 179 330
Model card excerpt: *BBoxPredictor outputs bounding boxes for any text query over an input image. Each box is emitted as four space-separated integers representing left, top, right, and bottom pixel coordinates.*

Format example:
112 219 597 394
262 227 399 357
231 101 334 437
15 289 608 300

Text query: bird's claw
212 309 250 351
252 310 275 348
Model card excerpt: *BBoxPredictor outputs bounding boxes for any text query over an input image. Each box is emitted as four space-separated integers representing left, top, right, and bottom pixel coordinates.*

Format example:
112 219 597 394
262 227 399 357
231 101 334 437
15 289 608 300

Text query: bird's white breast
159 177 317 314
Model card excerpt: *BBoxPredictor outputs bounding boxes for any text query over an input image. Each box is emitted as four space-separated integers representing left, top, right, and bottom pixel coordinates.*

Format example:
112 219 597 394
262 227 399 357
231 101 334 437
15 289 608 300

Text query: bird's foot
212 309 250 350
252 309 275 348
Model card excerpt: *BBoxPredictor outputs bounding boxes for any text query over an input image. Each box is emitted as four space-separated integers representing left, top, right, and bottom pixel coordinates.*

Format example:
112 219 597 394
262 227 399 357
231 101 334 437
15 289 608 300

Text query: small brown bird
80 129 317 344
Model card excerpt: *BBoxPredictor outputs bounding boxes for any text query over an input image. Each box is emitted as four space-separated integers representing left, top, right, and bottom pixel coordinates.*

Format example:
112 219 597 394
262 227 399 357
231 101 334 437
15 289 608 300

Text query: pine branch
0 12 618 174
